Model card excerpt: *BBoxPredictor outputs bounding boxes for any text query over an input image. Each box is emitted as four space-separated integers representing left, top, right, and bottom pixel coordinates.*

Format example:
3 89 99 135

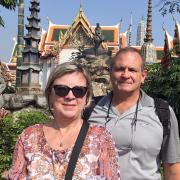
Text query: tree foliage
0 0 17 27
0 110 49 176
142 58 180 127
157 0 180 15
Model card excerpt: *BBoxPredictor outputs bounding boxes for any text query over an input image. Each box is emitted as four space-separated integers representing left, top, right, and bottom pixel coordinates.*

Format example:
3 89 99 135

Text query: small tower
126 13 133 47
136 16 146 46
16 0 24 87
18 0 41 95
141 0 157 63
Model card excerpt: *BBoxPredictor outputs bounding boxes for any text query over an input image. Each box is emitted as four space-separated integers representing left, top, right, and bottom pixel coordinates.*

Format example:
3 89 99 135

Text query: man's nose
122 69 130 78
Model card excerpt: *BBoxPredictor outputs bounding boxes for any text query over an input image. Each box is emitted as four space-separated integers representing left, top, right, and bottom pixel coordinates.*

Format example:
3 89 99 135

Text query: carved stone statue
0 77 6 109
0 77 10 119
0 77 6 95
93 23 104 55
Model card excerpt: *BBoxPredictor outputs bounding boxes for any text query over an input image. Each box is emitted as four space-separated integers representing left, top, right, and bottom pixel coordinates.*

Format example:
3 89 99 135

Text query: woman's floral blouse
8 124 120 180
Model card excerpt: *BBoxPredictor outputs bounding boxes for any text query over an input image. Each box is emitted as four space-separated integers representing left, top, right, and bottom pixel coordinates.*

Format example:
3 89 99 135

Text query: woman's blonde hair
45 61 93 108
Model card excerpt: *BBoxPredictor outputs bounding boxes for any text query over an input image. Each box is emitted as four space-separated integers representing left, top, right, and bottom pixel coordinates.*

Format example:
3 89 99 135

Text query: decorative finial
13 37 17 43
118 17 123 31
79 0 84 13
47 17 52 25
119 17 123 26
172 14 176 23
80 0 83 8
162 23 166 32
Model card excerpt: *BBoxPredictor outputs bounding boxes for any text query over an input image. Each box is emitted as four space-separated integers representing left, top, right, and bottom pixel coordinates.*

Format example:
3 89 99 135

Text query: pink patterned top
8 124 120 180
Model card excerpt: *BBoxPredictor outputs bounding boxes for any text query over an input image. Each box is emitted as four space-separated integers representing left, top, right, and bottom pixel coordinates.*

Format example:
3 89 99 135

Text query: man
89 47 180 180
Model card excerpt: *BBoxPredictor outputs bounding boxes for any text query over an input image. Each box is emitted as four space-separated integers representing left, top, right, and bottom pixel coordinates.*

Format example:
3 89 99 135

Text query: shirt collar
139 89 154 107
101 89 154 108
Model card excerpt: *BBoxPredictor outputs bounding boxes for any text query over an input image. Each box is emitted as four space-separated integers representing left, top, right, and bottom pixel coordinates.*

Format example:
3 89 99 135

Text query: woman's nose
64 90 75 99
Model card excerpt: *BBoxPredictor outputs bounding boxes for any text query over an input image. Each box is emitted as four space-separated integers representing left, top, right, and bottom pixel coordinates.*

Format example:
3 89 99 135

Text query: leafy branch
0 0 18 27
157 0 180 16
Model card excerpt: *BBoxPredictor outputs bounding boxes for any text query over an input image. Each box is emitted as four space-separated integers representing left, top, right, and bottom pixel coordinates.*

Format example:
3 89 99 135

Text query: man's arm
162 106 180 180
163 163 180 180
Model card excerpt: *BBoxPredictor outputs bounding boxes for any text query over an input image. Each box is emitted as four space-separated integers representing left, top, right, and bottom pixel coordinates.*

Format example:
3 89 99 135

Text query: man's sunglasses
53 85 87 98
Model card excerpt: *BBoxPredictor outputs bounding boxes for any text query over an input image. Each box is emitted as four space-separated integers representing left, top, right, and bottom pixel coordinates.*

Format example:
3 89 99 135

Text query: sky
0 0 179 62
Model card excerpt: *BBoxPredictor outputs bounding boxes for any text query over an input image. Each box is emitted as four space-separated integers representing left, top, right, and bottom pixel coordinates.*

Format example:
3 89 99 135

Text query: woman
8 62 120 180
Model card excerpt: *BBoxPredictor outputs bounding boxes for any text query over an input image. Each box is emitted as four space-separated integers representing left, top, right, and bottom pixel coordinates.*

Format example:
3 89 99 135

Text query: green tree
0 110 49 176
157 0 180 15
0 0 17 27
142 58 180 131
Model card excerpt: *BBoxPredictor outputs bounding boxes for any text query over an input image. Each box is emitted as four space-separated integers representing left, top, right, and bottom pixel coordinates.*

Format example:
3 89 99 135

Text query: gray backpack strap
154 97 171 137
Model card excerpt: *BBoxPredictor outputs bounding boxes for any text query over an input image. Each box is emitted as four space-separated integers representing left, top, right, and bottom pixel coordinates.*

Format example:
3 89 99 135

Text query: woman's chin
61 111 79 120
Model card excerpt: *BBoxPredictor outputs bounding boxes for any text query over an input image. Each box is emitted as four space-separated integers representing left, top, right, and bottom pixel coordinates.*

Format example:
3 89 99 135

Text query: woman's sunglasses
53 85 87 98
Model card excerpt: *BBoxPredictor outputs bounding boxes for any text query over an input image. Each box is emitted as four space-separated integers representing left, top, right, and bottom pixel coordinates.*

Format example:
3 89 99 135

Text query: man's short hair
110 47 145 71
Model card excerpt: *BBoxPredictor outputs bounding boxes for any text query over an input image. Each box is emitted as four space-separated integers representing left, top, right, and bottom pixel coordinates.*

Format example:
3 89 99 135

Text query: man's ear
141 69 148 84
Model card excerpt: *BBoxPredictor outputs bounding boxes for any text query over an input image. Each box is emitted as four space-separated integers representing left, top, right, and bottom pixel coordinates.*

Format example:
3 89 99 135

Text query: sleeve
98 129 121 180
162 106 180 163
8 132 27 180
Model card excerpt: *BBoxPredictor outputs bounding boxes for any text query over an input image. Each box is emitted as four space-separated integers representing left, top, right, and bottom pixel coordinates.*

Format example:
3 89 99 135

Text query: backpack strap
83 96 104 121
154 97 171 138
64 121 89 180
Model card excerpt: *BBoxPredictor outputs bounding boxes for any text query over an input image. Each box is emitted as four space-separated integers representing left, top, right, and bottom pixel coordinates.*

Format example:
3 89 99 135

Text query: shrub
0 110 49 176
142 58 180 132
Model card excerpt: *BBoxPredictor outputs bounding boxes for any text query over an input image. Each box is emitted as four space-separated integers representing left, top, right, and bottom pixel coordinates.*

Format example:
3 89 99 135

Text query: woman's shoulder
19 124 44 140
23 123 43 133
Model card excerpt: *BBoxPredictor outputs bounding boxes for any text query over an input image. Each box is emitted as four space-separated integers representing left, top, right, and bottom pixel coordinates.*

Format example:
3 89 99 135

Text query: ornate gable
64 26 93 48
60 7 95 48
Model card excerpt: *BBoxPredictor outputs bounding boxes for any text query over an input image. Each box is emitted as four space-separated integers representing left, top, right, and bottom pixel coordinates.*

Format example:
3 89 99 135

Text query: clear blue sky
0 0 179 62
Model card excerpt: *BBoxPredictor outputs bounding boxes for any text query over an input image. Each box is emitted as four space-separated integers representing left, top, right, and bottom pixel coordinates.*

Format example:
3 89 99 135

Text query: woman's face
49 72 87 121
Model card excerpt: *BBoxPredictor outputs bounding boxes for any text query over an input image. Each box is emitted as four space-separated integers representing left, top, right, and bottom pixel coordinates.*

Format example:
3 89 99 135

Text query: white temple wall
59 48 79 64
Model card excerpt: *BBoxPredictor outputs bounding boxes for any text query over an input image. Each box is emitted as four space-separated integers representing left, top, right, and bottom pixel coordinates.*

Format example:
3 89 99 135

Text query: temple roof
60 6 94 47
39 7 120 57
173 18 180 43
164 30 173 51
9 38 18 63
0 61 15 83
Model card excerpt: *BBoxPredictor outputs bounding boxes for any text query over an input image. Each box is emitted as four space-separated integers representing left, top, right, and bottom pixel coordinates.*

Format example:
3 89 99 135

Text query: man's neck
112 90 140 113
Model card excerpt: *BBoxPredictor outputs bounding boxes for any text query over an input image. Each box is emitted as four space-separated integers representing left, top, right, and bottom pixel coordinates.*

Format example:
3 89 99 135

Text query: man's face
110 51 147 95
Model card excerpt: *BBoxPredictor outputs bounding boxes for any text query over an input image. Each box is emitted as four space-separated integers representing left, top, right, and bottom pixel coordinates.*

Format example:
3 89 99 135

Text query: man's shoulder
88 95 110 125
96 95 109 106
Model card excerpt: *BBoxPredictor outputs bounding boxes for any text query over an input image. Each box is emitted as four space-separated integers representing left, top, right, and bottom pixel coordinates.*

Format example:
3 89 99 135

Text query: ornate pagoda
18 0 41 95
141 0 157 63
